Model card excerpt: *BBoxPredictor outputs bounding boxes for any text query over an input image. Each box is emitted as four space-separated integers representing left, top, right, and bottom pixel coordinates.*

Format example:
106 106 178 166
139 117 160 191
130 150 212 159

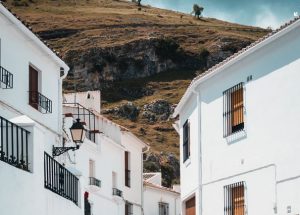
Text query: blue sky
142 0 300 28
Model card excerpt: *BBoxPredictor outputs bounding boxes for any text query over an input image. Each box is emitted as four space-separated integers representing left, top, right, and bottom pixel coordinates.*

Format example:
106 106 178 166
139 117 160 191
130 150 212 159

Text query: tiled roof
174 16 300 116
144 181 180 194
143 173 156 181
0 2 63 59
189 16 300 91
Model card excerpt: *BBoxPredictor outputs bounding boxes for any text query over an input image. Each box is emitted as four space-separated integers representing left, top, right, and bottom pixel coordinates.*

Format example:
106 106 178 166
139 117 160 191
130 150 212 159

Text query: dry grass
6 0 269 156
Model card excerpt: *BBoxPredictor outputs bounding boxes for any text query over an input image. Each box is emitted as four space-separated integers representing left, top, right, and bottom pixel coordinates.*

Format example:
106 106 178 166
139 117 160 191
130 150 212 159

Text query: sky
142 0 300 29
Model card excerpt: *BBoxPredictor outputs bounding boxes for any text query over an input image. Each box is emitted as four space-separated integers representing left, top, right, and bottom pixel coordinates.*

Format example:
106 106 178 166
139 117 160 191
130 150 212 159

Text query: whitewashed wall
178 21 300 215
144 185 180 215
0 10 66 134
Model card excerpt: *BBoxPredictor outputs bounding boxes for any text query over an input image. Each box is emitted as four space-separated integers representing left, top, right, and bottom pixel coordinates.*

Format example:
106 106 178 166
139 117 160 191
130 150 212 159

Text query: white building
173 17 300 215
63 91 149 215
143 172 181 215
0 3 81 215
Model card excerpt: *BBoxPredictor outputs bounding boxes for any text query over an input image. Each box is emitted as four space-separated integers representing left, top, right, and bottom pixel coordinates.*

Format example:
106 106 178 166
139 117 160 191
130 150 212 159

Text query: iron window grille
125 202 133 215
223 83 245 137
29 91 52 113
44 152 79 205
224 181 246 215
0 66 13 89
112 188 123 197
159 202 169 215
0 115 30 171
89 177 101 187
183 120 190 162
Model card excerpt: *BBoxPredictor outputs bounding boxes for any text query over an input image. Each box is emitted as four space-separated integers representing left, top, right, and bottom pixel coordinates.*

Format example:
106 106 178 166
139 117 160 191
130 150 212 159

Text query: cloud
254 6 282 29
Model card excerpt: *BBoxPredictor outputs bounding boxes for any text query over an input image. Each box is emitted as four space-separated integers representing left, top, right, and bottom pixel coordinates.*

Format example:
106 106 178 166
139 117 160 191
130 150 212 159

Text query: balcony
63 103 97 142
112 188 123 197
0 115 30 171
44 152 79 205
0 66 13 89
29 91 52 113
89 177 101 187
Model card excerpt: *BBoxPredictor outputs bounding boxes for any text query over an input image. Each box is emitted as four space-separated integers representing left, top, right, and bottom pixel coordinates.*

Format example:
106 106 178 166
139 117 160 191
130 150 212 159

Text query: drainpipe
192 89 202 215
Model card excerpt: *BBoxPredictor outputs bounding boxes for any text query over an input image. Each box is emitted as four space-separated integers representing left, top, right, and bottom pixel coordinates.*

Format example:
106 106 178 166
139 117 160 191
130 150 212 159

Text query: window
183 120 190 162
29 65 39 110
223 83 245 137
125 151 131 187
159 202 169 215
89 159 95 178
125 202 133 215
224 182 246 215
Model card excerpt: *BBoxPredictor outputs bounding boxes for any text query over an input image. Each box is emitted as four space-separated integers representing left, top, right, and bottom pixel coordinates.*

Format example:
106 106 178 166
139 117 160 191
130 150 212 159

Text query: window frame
223 82 245 137
183 120 190 162
125 151 131 187
224 181 246 215
125 202 133 215
159 202 169 215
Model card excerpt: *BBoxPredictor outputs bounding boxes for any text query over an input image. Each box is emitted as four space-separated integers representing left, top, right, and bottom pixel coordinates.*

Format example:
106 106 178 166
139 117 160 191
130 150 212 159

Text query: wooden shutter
186 197 196 215
29 66 39 109
232 186 245 215
231 88 244 127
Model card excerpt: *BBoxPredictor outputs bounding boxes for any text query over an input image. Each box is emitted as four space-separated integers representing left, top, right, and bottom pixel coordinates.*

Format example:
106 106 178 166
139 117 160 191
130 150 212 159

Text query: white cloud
254 6 282 29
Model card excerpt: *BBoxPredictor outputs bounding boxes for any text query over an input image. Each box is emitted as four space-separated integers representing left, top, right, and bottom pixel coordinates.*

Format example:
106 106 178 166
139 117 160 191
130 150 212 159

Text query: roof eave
174 17 300 117
0 4 69 73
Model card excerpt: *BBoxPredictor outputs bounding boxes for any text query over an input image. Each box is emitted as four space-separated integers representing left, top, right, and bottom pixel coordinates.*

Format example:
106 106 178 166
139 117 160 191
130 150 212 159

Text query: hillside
5 0 269 186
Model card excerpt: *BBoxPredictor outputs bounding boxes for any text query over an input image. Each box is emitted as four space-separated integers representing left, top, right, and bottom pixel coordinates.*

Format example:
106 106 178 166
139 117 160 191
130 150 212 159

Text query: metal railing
0 66 13 89
0 115 30 171
63 103 96 142
125 169 131 187
89 177 101 187
29 91 52 113
223 83 245 137
224 181 246 215
44 152 79 205
112 188 123 197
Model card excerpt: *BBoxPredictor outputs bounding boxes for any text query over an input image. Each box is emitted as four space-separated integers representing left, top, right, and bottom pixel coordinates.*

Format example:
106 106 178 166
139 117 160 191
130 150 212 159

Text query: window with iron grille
223 83 245 137
125 202 133 215
183 120 190 162
159 202 169 215
224 182 246 215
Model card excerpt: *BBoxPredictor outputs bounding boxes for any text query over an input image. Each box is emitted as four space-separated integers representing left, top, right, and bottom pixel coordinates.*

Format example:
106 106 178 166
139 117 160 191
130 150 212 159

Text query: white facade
63 91 148 215
0 3 81 215
174 18 300 215
143 173 181 215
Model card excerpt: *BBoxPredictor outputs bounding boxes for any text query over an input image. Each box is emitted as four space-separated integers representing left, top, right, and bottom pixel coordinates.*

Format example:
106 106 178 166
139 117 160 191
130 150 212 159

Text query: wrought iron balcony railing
44 152 79 205
0 66 13 89
0 115 30 171
89 177 101 187
29 91 52 113
112 188 123 197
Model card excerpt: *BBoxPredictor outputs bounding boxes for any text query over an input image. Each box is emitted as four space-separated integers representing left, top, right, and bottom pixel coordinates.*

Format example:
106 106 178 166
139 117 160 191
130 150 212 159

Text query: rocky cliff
7 0 269 187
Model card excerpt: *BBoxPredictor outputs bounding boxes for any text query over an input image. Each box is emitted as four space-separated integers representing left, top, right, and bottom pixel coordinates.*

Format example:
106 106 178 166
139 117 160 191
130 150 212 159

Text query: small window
223 83 245 137
183 120 190 162
125 151 131 187
159 202 169 215
29 65 39 110
125 202 133 215
224 182 246 215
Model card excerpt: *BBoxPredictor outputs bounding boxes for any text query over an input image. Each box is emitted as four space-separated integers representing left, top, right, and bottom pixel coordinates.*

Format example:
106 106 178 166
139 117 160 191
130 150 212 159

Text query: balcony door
185 197 195 215
29 65 39 109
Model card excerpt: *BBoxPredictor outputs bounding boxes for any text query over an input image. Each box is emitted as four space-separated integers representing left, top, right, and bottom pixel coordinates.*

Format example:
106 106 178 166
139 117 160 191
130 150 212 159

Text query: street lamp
53 118 86 157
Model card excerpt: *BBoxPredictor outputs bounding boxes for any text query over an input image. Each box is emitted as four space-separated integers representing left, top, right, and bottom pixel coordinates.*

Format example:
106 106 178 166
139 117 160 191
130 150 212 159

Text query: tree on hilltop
192 4 204 19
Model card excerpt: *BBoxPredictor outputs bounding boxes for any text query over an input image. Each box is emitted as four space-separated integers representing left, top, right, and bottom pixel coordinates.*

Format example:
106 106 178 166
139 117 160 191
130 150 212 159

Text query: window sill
183 157 191 167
